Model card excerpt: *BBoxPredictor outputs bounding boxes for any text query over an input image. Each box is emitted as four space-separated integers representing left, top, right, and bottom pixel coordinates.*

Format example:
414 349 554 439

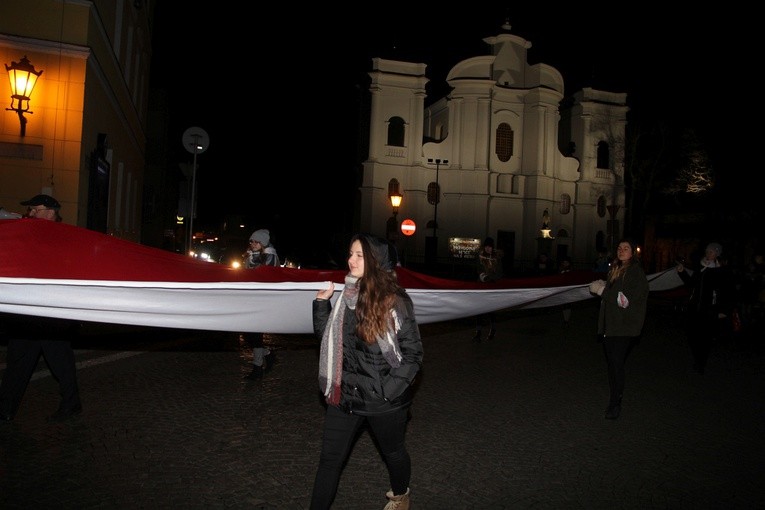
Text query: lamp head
389 193 403 213
6 56 43 137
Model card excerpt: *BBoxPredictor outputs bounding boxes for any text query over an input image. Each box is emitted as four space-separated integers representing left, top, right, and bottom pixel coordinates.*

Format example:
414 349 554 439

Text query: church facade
357 28 628 274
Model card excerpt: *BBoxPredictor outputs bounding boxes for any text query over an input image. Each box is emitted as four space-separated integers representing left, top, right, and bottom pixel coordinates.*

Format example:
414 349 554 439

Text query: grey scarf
318 275 403 405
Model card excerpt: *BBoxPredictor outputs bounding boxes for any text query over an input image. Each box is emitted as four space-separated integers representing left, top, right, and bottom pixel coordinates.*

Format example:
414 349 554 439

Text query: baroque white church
357 24 628 274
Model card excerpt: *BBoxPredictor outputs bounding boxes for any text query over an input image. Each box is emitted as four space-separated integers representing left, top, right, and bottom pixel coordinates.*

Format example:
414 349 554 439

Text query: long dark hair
352 234 403 343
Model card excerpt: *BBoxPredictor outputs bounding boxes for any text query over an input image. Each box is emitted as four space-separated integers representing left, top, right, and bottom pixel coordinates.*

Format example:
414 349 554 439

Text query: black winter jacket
313 293 423 415
597 263 649 338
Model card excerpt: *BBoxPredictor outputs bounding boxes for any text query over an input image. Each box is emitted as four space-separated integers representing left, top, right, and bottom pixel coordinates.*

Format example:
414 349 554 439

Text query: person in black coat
677 242 732 374
310 234 423 510
0 194 82 423
589 238 649 420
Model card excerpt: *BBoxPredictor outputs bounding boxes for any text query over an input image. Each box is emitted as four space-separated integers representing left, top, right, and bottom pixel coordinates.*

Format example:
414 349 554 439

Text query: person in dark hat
0 194 81 423
472 237 503 342
310 233 422 509
20 194 62 222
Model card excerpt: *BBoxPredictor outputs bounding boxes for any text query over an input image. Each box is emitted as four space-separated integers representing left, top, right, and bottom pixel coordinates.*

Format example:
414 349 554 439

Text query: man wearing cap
242 229 280 380
676 242 733 375
0 194 82 423
21 193 63 222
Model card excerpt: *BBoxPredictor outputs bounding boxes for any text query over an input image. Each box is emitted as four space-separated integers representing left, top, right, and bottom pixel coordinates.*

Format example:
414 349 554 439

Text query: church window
387 117 405 147
596 141 610 169
495 123 514 162
560 194 571 214
597 195 606 217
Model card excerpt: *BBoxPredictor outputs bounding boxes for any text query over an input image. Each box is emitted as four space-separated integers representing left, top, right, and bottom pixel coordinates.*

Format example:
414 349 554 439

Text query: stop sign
400 219 416 236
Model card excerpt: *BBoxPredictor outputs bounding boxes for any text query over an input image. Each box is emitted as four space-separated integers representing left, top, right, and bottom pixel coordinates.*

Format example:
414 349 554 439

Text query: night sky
150 5 758 254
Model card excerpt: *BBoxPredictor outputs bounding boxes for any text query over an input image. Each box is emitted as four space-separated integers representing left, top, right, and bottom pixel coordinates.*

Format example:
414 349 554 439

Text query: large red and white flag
0 219 683 333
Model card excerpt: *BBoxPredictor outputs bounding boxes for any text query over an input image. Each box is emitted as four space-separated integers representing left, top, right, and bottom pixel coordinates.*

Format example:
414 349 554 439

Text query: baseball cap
20 194 61 209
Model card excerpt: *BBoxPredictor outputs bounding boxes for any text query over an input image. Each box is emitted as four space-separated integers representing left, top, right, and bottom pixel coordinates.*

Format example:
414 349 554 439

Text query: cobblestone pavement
1 299 764 509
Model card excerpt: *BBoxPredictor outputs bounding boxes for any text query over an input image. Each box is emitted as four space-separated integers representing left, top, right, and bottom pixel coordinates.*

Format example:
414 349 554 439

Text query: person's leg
603 336 632 418
310 405 364 510
243 332 270 378
487 313 496 339
0 338 43 419
687 316 710 373
472 316 482 342
40 339 81 412
367 407 411 497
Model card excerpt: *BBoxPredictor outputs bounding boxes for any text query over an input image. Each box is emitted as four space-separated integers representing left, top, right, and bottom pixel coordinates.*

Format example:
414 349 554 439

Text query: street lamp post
387 192 403 263
390 192 402 221
182 127 209 254
426 158 448 266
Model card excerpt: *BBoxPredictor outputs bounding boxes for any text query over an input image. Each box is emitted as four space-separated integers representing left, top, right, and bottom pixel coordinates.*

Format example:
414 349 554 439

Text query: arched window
596 141 610 169
388 179 400 196
560 193 571 214
387 117 405 147
495 123 514 162
597 195 606 217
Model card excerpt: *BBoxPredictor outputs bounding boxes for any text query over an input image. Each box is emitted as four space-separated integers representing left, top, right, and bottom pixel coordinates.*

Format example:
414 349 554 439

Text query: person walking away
242 229 280 380
310 234 423 510
0 194 83 423
676 242 732 375
472 237 503 342
589 238 649 420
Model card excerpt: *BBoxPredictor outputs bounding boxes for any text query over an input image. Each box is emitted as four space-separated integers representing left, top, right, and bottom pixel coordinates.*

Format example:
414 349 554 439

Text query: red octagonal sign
400 219 416 236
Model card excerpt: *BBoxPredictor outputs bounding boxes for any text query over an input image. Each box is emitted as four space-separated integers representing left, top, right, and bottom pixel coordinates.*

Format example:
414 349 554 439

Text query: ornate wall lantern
5 56 43 137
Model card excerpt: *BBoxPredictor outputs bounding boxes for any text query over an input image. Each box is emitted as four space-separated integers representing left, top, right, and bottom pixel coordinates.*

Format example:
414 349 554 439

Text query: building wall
0 0 153 241
360 27 628 271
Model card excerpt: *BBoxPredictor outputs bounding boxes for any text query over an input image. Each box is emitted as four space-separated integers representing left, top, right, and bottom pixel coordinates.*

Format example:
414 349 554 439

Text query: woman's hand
316 282 335 301
589 279 606 296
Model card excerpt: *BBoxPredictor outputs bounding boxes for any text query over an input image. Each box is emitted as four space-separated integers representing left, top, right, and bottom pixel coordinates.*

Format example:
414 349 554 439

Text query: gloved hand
589 279 606 296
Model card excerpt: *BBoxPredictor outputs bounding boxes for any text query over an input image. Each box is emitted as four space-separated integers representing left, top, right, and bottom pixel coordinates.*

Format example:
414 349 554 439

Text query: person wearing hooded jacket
310 234 423 510
242 229 279 380
589 238 649 420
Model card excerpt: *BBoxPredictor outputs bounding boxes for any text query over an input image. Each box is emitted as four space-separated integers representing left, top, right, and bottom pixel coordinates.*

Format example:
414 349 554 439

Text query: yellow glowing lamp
5 56 43 136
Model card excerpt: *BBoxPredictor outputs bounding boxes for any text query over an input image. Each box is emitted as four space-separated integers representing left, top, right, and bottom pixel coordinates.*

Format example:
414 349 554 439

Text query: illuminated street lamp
5 56 43 137
390 192 403 219
387 192 403 241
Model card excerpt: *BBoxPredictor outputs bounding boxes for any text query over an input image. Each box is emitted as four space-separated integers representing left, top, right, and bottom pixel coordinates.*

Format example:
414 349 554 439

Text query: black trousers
0 337 81 416
602 335 636 407
686 312 719 370
475 313 496 332
310 404 411 510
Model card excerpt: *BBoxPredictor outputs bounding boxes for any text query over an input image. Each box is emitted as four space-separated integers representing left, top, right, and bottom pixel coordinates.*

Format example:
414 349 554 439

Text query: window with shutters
495 123 514 162
560 194 571 214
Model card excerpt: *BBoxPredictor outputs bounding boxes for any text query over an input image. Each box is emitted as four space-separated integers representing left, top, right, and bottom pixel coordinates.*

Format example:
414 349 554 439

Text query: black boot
471 331 481 343
245 365 263 380
605 404 621 419
487 328 496 340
